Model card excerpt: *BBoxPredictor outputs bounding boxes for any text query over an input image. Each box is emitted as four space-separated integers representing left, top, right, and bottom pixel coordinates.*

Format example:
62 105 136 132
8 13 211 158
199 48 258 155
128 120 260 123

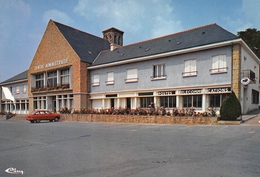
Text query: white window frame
210 54 228 74
15 86 20 94
183 59 197 77
92 74 100 86
106 71 114 85
152 64 166 80
61 68 70 85
125 68 138 83
23 85 27 93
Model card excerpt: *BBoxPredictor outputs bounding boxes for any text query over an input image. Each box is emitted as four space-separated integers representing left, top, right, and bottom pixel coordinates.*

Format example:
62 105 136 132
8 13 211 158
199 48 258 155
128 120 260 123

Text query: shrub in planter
220 91 241 121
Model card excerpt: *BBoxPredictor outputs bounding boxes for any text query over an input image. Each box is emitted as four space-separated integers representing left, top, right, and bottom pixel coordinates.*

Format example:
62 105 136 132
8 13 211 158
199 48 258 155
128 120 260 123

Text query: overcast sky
0 0 260 82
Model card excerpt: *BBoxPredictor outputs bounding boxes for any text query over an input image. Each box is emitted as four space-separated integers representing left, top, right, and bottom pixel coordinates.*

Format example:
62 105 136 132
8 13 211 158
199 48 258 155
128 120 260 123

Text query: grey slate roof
0 70 28 84
91 23 239 66
53 21 110 63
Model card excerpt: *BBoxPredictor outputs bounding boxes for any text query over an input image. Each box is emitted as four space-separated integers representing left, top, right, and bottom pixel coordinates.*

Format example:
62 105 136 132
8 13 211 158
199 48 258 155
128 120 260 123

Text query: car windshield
30 111 37 114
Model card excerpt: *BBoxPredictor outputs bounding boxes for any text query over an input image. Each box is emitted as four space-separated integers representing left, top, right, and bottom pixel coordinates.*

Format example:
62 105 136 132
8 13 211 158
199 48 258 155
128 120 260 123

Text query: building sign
181 89 202 94
208 87 231 93
241 77 250 86
158 91 175 96
34 58 69 70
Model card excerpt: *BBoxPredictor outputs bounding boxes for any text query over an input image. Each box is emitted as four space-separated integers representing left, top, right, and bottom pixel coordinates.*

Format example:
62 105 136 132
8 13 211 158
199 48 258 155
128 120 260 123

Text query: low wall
60 114 218 125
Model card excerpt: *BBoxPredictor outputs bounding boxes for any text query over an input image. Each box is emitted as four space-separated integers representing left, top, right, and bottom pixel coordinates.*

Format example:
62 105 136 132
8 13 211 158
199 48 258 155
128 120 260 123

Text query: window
209 94 229 107
36 73 44 88
160 96 176 108
92 74 99 86
183 59 197 77
126 68 138 82
183 95 202 108
210 54 227 74
252 89 259 104
47 71 57 87
152 64 166 79
61 68 70 85
15 86 20 94
106 72 114 85
23 85 27 93
140 97 154 108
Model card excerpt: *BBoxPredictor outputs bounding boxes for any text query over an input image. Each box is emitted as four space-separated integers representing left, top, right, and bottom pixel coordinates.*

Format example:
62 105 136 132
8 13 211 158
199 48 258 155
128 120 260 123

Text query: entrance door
52 96 56 112
126 98 131 109
111 99 114 109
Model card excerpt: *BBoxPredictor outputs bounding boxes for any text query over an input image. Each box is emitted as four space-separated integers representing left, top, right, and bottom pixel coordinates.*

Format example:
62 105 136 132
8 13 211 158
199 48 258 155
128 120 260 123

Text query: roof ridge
123 23 217 47
51 19 105 41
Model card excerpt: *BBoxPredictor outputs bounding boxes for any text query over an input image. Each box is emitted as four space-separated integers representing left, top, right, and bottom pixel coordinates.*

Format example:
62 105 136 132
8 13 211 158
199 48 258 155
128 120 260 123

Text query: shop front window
209 94 229 107
140 97 154 108
160 96 176 108
183 95 202 108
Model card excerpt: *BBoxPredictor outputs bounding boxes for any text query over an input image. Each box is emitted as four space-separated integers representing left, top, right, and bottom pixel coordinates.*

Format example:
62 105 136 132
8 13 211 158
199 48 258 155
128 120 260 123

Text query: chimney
102 27 124 51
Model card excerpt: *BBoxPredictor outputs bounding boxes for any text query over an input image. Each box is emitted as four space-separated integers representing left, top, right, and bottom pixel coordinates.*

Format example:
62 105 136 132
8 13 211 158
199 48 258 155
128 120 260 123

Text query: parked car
26 110 60 123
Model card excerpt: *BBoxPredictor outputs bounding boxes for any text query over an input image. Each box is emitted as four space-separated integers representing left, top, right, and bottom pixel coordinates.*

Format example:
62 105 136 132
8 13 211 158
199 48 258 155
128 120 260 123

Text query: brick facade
232 44 241 98
28 20 88 112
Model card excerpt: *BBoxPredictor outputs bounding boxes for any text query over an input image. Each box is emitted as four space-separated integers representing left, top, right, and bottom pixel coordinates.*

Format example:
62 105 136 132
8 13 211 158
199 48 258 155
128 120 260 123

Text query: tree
220 91 241 121
237 28 260 58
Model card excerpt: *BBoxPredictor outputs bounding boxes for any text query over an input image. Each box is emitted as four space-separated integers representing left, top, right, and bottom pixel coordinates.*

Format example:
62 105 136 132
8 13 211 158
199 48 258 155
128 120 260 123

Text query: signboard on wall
241 77 250 86
158 91 175 96
181 90 202 94
208 87 231 93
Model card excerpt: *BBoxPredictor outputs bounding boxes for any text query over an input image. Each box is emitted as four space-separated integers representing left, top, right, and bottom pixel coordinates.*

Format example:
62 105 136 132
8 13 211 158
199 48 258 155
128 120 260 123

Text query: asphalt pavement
0 119 260 177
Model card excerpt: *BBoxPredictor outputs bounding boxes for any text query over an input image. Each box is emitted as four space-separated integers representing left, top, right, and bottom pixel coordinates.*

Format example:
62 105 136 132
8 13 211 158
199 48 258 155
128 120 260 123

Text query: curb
241 115 258 123
217 121 241 125
217 114 258 125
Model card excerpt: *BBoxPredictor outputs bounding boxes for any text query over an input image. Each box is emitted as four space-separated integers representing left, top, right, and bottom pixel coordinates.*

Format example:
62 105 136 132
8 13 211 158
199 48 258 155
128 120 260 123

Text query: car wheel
54 117 59 122
30 120 34 123
36 120 41 123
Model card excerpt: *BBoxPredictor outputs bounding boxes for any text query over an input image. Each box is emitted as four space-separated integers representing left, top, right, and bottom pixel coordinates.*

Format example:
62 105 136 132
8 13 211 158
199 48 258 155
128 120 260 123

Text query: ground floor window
140 97 154 108
33 94 74 112
183 95 202 108
252 89 259 104
1 100 29 113
209 94 229 107
160 96 176 108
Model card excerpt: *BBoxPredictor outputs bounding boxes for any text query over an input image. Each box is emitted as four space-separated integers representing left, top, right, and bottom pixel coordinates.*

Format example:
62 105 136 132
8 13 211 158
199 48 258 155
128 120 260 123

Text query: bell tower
102 27 124 46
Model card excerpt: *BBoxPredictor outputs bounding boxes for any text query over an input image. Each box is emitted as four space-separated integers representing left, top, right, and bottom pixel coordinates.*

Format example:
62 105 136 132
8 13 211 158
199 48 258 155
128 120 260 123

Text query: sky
0 0 260 82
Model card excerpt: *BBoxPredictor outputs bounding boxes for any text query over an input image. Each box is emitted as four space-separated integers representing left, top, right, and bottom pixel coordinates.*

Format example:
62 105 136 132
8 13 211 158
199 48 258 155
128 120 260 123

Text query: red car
26 110 60 123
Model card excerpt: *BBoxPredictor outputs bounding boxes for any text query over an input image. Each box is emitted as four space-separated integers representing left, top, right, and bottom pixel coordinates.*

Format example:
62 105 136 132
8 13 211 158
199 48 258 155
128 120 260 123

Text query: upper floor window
210 54 227 74
36 73 44 88
152 64 166 80
106 72 114 85
92 74 100 86
15 86 20 94
125 68 138 83
61 68 70 85
23 85 27 93
47 71 57 87
183 59 197 77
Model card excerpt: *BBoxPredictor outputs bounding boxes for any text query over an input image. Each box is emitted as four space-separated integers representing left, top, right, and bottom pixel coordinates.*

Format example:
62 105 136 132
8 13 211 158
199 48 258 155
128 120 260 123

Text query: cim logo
5 167 24 175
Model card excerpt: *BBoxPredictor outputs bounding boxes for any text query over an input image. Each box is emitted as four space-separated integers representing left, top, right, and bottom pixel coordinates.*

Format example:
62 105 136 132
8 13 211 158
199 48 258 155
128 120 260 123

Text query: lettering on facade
34 58 69 70
158 91 175 95
208 87 231 93
181 90 202 94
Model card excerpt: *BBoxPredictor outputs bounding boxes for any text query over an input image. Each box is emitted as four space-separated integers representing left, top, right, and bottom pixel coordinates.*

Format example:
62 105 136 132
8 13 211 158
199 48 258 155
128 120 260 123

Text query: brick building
28 20 110 112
